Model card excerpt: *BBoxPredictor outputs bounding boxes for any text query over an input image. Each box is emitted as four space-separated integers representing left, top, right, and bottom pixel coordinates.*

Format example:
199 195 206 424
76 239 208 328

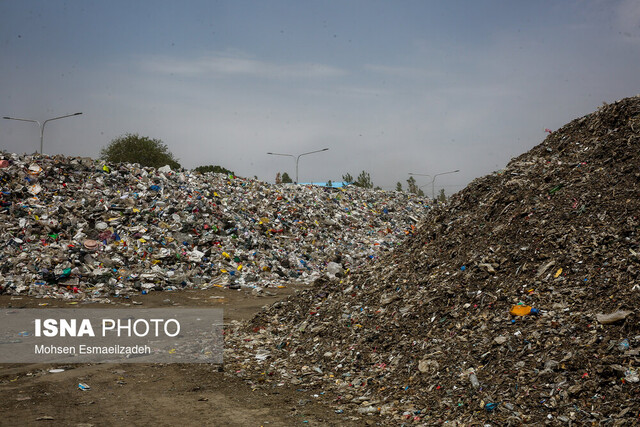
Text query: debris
226 95 640 424
596 310 633 324
0 153 429 298
509 305 539 316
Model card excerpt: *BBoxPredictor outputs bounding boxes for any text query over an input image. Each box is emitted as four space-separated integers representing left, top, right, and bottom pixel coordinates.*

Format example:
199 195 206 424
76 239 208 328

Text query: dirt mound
227 96 640 424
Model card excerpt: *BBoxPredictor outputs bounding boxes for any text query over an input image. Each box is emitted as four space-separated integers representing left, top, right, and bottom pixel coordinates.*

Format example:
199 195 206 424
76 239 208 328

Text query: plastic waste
625 368 639 383
509 305 539 316
326 262 344 278
484 402 499 411
0 152 430 299
596 310 633 324
618 339 630 352
469 372 480 388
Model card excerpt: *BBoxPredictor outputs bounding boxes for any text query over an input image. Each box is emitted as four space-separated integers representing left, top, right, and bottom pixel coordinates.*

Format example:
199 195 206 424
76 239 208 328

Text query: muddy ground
0 287 361 427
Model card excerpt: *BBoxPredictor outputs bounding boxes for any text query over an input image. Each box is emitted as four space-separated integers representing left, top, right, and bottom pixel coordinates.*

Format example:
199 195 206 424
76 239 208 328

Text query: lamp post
267 148 329 184
3 112 83 154
409 169 459 201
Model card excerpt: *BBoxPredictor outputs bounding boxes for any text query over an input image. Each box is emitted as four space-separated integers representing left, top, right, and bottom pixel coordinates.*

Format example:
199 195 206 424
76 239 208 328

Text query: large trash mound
0 154 428 298
227 96 640 424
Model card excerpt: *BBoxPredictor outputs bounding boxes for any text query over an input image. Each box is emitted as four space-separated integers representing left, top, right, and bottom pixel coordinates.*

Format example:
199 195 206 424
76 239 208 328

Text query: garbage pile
227 96 640 424
0 154 429 298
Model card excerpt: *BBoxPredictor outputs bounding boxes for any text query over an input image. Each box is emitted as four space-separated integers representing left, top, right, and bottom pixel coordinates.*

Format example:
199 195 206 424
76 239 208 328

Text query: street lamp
409 169 459 201
267 148 329 184
3 112 83 154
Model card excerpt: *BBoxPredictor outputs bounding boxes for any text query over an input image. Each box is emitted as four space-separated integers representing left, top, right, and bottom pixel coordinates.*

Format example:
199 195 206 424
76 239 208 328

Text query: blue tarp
297 182 349 188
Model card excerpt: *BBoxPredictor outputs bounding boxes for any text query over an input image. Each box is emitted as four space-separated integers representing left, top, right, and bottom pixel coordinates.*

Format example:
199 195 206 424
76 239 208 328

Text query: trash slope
228 96 640 424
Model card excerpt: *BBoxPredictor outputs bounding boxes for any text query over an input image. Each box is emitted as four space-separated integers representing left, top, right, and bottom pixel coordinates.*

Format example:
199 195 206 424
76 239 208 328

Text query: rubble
0 154 429 299
227 95 640 424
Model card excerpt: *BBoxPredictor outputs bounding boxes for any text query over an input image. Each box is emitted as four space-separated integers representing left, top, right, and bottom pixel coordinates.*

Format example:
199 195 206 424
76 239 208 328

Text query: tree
281 172 293 183
342 173 354 185
194 164 234 175
275 172 282 184
406 176 419 194
326 180 333 187
396 182 403 192
354 171 373 188
100 133 181 169
437 188 447 203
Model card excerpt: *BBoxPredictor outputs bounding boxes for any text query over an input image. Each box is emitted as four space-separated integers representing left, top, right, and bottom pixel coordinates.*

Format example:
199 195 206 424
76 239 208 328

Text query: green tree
100 133 181 169
437 188 447 202
281 172 293 183
396 182 403 192
342 173 354 185
194 164 235 175
326 180 333 187
354 171 373 189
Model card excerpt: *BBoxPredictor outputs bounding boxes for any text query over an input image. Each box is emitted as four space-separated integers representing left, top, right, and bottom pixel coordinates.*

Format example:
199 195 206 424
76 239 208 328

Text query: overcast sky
1 1 639 192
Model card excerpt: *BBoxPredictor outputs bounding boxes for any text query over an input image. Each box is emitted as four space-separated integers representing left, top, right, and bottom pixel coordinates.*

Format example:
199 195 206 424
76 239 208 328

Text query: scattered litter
509 305 539 316
596 310 633 325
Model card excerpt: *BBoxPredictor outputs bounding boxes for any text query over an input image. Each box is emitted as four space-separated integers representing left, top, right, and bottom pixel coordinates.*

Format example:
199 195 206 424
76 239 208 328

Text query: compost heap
0 155 428 298
227 96 640 424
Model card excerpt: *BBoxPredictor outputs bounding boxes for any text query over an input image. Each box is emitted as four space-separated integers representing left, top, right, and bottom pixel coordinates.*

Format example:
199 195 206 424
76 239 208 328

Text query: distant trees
406 176 419 194
406 176 425 196
100 133 181 169
281 172 293 183
396 182 403 192
355 171 373 188
342 171 374 188
194 165 235 175
437 189 447 203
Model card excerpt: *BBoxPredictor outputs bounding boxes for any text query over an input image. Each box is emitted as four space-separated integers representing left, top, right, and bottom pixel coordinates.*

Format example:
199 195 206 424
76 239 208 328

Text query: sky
1 1 639 193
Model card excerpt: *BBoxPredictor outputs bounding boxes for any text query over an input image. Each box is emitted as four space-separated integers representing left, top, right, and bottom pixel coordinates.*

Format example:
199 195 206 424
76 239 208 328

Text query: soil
0 287 359 427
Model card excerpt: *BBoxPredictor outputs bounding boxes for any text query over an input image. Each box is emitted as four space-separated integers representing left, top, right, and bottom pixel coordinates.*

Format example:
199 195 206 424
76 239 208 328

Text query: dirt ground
0 287 360 427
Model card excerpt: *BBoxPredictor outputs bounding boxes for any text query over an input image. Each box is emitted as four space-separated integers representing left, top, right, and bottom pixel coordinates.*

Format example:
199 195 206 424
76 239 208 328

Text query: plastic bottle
469 372 480 388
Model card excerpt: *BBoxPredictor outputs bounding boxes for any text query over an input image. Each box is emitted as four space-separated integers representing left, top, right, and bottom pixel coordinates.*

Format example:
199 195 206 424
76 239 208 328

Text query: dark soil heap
227 96 640 424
